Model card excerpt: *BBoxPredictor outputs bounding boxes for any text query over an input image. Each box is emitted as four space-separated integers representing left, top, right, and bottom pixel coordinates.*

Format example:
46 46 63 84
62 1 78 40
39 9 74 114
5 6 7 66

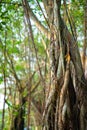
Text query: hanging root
58 62 70 130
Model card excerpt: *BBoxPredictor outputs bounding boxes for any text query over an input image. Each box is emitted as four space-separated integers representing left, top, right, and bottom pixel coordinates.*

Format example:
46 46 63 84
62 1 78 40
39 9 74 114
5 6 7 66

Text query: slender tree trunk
1 31 7 130
1 69 6 130
82 0 87 72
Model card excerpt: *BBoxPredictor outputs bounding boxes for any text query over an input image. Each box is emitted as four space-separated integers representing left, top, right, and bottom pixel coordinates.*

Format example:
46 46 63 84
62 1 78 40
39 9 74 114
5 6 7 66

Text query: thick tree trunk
22 0 87 129
10 97 25 130
42 0 87 130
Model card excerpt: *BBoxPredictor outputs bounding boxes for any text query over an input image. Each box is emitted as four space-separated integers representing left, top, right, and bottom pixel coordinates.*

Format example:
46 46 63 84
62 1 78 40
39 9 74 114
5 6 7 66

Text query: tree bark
42 0 87 130
21 0 87 129
10 97 25 130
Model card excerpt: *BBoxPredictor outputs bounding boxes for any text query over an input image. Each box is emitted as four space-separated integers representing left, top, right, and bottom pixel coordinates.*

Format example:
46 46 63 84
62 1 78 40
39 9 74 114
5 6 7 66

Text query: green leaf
0 76 3 84
15 64 24 71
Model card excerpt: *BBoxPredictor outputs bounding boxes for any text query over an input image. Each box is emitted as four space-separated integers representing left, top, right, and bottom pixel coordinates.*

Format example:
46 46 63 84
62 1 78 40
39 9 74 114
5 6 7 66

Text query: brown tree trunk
21 0 87 129
42 0 87 130
10 97 25 130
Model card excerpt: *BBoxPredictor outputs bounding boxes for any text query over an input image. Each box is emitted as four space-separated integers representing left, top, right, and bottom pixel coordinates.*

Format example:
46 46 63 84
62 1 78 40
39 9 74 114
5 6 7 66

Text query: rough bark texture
42 0 87 130
10 97 25 130
19 0 87 129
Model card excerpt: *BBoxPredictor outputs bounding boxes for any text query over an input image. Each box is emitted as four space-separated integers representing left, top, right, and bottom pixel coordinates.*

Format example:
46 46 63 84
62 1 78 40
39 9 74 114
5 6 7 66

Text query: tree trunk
42 0 87 130
10 97 25 130
22 0 87 129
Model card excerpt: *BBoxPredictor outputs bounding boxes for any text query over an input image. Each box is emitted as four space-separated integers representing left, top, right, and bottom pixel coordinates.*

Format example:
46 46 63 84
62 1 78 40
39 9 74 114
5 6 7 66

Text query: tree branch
22 0 50 39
